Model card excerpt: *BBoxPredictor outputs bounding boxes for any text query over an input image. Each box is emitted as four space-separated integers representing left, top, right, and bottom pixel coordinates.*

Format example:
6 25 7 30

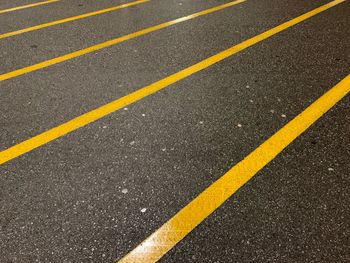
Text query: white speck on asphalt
270 109 275 114
328 167 334 171
129 141 135 145
237 124 242 128
142 114 146 117
102 125 107 129
199 121 204 124
124 107 128 111
141 208 147 213
281 114 286 118
249 99 254 103
162 148 166 152
122 189 128 194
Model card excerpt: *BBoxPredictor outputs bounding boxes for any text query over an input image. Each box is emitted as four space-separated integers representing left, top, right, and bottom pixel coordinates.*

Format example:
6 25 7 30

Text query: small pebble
237 124 242 128
281 114 286 118
121 189 128 194
328 167 334 171
141 208 147 213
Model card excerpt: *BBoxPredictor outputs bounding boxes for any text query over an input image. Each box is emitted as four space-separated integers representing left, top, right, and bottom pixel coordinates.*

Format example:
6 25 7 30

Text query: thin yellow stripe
118 74 350 263
0 0 149 39
0 0 59 14
0 0 246 81
0 0 345 167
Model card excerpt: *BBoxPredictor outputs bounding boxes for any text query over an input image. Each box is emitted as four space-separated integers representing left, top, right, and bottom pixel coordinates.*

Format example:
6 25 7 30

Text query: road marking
0 0 345 166
117 77 350 262
0 0 246 81
0 0 149 39
0 0 59 14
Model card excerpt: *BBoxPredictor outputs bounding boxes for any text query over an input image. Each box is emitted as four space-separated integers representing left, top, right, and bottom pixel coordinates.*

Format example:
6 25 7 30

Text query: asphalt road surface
0 0 349 262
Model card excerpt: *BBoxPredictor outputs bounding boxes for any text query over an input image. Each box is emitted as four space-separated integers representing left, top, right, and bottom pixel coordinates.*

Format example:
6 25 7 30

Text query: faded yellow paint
0 0 246 81
0 0 149 39
0 0 59 14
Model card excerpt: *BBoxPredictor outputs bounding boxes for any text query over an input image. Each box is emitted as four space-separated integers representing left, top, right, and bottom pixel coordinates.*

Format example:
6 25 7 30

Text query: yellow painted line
0 0 246 81
0 0 149 39
117 74 350 263
0 0 345 166
0 0 59 14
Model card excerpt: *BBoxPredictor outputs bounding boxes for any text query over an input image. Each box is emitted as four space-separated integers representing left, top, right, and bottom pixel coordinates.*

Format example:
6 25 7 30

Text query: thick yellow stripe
0 0 149 39
0 0 246 81
118 74 350 263
0 0 345 166
0 0 59 14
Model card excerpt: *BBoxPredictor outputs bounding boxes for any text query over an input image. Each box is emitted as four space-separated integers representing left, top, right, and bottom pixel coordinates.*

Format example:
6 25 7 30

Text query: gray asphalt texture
0 0 349 262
